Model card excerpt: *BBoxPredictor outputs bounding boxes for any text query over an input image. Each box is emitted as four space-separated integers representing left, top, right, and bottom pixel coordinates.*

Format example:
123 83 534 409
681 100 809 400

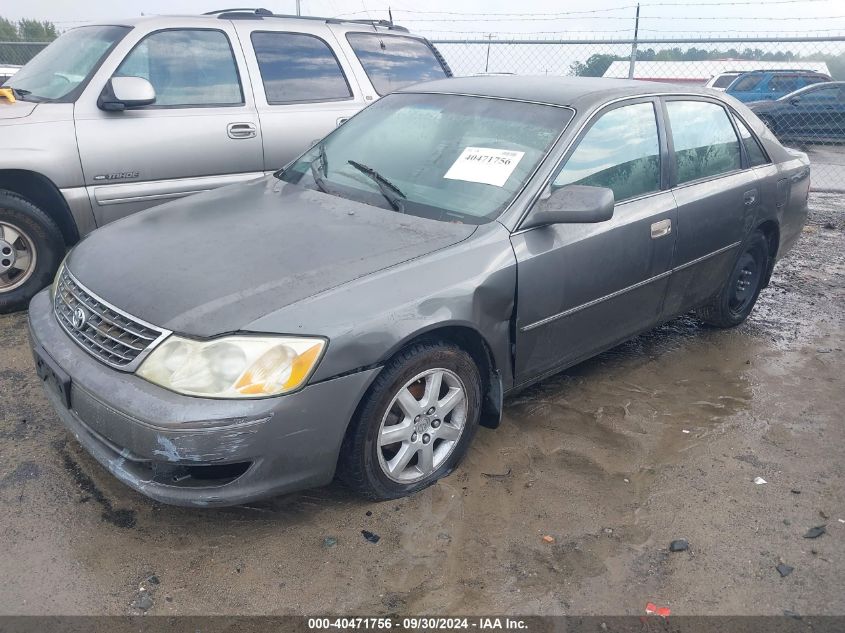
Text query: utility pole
628 3 640 79
484 34 495 73
296 0 301 16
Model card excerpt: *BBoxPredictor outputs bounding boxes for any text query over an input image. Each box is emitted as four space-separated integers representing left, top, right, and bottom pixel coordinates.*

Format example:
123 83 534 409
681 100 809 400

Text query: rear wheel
696 231 769 328
339 341 481 500
0 192 64 314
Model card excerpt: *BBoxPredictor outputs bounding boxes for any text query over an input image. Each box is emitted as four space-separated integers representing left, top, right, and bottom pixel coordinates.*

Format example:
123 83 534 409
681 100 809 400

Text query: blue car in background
726 69 830 103
748 81 845 142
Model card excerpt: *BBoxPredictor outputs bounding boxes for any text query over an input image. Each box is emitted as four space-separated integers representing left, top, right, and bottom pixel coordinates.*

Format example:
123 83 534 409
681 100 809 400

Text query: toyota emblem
71 307 88 329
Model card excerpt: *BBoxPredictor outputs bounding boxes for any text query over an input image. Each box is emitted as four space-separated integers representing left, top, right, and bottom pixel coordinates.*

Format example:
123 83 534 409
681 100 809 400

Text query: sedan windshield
278 92 573 224
6 25 129 101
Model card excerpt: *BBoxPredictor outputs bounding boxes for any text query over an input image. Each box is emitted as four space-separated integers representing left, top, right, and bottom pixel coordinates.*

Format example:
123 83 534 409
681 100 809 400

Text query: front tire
0 191 64 314
338 340 482 500
696 231 769 328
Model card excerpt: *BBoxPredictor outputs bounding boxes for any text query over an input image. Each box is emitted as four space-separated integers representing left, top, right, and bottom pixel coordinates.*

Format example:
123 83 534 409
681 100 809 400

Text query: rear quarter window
346 33 448 95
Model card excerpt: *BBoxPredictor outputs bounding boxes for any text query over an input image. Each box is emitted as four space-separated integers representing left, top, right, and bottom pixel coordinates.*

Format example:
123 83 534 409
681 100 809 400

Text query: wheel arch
374 324 505 430
755 219 780 287
0 170 79 245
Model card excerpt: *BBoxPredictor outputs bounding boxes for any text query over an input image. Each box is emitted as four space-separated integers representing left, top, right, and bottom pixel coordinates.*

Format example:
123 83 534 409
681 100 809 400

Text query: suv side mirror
521 184 615 229
98 76 156 111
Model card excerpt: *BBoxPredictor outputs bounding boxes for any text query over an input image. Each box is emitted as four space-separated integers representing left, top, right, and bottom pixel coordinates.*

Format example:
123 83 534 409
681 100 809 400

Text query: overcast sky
2 0 844 39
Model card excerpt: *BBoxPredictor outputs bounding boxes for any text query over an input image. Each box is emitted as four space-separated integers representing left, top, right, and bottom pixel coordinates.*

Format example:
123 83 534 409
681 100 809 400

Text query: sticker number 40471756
444 147 525 188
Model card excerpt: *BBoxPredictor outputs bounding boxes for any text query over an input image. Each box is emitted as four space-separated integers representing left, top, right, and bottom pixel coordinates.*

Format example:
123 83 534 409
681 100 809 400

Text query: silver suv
0 8 451 312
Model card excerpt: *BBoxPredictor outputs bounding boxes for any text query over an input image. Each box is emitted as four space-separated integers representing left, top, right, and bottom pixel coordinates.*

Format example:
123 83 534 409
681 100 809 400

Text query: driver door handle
651 218 672 239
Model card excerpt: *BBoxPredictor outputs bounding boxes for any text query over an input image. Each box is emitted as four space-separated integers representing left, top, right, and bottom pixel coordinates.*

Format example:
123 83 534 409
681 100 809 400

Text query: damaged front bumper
27 290 380 507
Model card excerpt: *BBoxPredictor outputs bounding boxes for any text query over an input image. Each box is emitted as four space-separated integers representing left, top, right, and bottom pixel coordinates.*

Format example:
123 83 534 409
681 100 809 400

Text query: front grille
53 267 170 370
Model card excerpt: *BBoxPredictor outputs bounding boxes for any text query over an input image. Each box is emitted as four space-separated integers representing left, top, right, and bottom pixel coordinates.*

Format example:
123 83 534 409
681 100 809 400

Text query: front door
512 99 677 384
75 24 264 226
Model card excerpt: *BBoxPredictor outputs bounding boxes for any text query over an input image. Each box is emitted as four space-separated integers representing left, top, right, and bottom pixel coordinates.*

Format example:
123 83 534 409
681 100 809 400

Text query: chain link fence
1 36 843 190
432 35 845 191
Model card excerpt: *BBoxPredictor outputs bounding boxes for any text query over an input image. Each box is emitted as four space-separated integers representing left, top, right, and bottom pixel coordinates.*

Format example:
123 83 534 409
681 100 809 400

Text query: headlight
50 253 70 300
137 335 326 398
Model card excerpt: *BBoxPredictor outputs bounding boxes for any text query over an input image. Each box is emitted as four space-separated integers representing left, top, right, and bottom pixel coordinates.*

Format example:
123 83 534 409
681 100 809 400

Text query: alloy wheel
0 221 37 292
377 368 468 483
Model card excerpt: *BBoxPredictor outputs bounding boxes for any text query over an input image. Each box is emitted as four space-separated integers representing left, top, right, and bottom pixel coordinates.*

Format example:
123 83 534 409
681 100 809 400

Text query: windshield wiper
309 142 329 193
347 160 406 213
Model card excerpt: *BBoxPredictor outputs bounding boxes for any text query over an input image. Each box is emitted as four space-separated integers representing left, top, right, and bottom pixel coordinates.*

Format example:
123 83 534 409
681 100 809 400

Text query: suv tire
0 191 64 314
339 340 482 500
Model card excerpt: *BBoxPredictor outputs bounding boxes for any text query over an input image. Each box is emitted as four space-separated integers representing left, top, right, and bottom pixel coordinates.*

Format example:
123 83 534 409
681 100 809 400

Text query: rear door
75 23 264 226
661 98 760 317
234 22 367 171
512 98 677 383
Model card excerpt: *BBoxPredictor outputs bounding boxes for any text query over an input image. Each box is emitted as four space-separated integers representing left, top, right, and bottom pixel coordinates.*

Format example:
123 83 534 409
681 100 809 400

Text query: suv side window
345 33 448 95
251 31 352 104
731 75 762 92
666 100 741 184
116 29 242 107
769 75 800 93
553 102 660 202
733 115 769 167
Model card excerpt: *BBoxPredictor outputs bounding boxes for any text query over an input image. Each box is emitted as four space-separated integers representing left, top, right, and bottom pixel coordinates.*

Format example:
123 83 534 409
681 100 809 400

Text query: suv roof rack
203 7 410 31
737 68 828 74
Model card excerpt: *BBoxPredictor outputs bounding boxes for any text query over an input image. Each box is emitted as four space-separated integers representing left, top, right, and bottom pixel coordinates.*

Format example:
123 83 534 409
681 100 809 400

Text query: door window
116 29 242 106
666 100 741 184
346 33 448 95
251 31 352 104
733 116 769 167
769 75 800 94
730 75 762 92
553 102 660 201
801 86 840 102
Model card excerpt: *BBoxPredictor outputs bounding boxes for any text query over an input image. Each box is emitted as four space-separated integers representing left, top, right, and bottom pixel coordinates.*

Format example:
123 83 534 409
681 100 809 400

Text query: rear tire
0 191 64 314
338 340 482 500
696 231 769 328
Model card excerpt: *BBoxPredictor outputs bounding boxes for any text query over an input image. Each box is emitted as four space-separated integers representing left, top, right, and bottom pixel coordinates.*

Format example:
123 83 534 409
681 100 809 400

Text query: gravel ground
0 193 843 616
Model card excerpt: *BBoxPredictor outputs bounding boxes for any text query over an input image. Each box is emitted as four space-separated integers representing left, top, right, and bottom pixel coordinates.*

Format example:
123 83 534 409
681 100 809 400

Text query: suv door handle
743 189 758 207
227 122 257 139
651 218 672 239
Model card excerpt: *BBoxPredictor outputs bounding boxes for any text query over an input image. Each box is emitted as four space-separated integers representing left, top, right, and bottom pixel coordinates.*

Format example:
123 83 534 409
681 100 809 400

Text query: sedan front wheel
339 340 482 499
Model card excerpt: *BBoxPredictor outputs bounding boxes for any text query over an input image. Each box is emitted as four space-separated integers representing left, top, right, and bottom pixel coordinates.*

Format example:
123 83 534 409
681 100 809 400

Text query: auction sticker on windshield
444 147 525 187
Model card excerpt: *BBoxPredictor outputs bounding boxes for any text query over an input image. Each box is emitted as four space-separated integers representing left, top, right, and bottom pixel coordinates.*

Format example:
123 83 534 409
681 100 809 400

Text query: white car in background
0 65 21 85
705 71 743 91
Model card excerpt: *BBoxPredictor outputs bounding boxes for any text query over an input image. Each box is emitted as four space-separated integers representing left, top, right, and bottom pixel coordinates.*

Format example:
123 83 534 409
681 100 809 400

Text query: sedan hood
0 99 37 120
68 177 476 336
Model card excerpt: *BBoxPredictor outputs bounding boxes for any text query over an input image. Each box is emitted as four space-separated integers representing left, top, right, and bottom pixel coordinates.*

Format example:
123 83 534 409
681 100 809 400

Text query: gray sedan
28 77 810 506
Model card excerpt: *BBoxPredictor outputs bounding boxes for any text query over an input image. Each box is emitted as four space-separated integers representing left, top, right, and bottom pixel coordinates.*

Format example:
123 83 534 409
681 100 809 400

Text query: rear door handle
227 122 257 139
743 189 758 207
651 218 672 239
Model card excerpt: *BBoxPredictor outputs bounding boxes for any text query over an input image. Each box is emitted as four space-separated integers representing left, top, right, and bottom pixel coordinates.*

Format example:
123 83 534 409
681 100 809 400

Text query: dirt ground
0 193 843 617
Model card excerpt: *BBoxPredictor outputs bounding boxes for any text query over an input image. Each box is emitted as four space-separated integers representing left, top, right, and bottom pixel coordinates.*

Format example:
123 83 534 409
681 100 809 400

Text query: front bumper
28 290 380 507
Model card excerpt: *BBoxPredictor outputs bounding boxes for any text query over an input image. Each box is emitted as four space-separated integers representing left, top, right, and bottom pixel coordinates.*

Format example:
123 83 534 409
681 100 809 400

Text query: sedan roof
399 75 718 109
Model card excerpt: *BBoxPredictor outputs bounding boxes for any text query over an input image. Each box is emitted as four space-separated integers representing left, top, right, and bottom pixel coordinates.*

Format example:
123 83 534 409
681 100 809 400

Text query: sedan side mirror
98 76 156 111
789 96 801 106
521 184 615 230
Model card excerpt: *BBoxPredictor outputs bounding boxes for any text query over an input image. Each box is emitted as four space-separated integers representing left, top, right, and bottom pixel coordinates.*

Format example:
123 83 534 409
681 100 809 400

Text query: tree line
571 47 845 80
0 16 59 42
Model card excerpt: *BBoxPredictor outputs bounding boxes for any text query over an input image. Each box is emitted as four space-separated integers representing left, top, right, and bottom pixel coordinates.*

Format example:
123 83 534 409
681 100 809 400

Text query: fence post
628 3 640 79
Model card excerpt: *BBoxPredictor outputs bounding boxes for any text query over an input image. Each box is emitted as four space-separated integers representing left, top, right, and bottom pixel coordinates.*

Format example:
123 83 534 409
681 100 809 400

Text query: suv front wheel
0 191 64 314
